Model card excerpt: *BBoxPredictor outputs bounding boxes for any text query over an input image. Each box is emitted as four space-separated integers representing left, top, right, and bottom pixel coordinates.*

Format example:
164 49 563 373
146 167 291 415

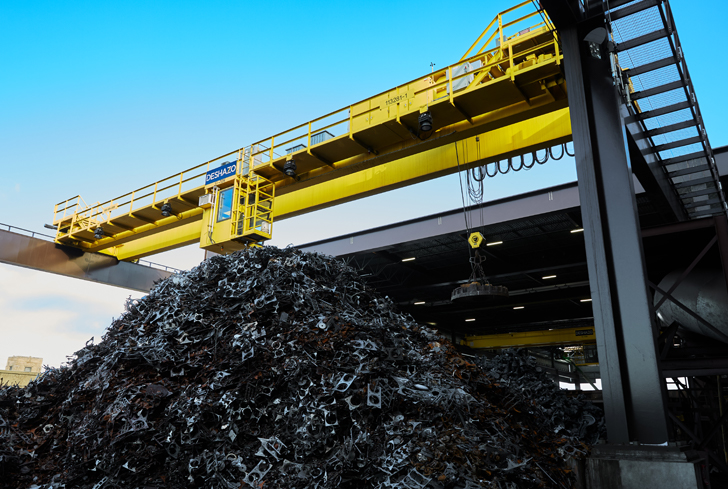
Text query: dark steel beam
714 216 728 296
631 79 684 100
609 0 662 21
668 165 710 178
624 55 675 77
643 120 696 138
673 177 716 189
624 101 691 123
652 136 704 153
615 28 671 52
662 359 728 377
298 183 582 256
662 151 706 166
0 229 171 292
560 20 669 443
641 218 714 237
626 114 688 222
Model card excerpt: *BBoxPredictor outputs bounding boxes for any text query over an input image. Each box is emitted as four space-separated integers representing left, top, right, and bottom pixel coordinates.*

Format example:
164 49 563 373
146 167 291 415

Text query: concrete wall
0 369 39 387
5 356 43 373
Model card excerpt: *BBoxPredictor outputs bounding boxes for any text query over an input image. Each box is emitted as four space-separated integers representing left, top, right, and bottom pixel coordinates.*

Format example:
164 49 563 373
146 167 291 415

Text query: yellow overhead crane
51 2 571 261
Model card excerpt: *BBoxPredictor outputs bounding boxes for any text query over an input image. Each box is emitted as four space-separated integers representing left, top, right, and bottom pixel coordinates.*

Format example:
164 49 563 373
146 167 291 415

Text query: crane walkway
610 0 727 218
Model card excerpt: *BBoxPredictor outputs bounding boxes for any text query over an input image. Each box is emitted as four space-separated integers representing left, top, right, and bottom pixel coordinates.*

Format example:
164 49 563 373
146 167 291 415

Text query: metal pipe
655 268 728 343
719 375 728 464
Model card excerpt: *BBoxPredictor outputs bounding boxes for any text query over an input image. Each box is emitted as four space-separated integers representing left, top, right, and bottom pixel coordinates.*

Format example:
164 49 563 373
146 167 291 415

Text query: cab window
217 188 233 222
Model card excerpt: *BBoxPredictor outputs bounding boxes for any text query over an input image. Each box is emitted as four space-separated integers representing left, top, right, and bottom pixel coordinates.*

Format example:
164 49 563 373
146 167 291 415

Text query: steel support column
560 23 669 443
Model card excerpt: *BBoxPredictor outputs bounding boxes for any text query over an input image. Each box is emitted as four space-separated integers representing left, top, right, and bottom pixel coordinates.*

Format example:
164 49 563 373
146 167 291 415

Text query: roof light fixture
571 228 584 233
401 257 416 262
418 111 433 133
414 301 425 305
486 241 503 246
513 306 525 310
542 275 557 279
465 318 476 322
161 203 173 217
580 298 592 302
283 160 297 178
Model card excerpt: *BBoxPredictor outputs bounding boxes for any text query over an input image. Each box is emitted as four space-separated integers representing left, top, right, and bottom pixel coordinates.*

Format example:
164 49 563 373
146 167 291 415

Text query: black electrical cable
498 159 511 174
471 166 486 182
510 154 524 172
465 143 566 179
454 141 472 238
549 144 564 160
523 152 536 169
485 161 499 177
565 141 575 157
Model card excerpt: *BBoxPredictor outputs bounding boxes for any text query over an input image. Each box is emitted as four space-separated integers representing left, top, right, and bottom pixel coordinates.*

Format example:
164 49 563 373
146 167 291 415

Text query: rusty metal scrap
0 246 604 488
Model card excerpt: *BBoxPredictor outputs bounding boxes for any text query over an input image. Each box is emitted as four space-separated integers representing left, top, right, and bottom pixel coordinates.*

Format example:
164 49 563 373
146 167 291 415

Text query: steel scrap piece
0 246 604 488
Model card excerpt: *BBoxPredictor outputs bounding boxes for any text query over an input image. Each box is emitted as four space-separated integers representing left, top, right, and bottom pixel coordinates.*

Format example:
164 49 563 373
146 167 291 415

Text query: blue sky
0 1 726 367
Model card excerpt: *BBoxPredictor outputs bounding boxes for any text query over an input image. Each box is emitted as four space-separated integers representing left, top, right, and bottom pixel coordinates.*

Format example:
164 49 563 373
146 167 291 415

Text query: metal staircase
608 0 727 219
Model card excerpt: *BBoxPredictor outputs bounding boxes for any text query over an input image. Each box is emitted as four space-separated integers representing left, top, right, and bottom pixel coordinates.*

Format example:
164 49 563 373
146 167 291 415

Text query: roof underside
300 178 726 340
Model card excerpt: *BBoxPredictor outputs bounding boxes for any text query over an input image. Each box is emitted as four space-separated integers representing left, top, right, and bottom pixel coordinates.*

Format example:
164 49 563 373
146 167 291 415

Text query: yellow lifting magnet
468 232 485 249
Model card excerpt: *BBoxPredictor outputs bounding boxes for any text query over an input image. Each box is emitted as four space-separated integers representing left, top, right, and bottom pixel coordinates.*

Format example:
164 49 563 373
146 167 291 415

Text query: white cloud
0 264 143 368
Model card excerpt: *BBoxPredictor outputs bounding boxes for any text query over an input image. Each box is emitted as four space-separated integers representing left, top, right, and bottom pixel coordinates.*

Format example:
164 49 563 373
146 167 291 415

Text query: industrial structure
0 356 43 388
1 0 727 486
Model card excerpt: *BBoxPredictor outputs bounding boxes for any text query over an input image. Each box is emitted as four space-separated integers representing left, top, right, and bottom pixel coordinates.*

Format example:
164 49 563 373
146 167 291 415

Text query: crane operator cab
199 160 274 254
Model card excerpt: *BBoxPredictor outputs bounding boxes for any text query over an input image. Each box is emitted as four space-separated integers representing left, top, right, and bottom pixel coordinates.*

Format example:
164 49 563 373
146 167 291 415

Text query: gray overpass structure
0 225 174 292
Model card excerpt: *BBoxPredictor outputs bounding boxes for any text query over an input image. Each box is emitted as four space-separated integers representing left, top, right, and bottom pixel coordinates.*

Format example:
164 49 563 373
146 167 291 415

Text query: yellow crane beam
50 2 569 261
111 108 570 260
463 327 597 349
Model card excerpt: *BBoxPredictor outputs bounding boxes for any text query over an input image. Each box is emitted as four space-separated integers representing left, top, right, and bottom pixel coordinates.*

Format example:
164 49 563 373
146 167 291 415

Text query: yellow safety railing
52 1 556 242
231 173 274 242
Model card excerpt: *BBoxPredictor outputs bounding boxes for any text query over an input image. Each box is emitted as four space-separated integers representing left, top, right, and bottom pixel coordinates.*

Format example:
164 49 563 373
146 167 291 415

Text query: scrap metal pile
0 247 604 488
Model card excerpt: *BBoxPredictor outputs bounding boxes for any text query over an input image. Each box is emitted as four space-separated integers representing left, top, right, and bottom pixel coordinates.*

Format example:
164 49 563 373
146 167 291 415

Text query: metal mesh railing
609 0 726 218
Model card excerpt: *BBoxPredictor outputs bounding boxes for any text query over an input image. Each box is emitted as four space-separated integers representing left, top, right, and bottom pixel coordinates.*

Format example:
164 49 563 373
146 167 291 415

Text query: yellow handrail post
269 137 275 163
498 14 504 54
152 182 159 208
509 43 515 81
348 107 353 140
178 172 184 198
448 66 454 104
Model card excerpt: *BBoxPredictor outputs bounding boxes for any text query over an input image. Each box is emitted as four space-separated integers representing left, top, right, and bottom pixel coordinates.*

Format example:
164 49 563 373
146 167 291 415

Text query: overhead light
465 318 475 322
401 257 416 262
580 298 592 302
283 160 297 178
542 275 557 279
414 301 426 305
486 241 503 246
571 228 584 233
418 111 433 133
94 227 104 239
513 306 525 310
161 203 173 217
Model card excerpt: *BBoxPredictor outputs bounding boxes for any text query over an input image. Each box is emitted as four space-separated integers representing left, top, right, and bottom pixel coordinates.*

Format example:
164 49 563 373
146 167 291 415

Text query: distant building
0 356 43 387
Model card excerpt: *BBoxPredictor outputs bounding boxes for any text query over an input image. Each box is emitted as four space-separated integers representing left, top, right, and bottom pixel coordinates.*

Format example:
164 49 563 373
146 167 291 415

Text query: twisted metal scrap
0 246 603 488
